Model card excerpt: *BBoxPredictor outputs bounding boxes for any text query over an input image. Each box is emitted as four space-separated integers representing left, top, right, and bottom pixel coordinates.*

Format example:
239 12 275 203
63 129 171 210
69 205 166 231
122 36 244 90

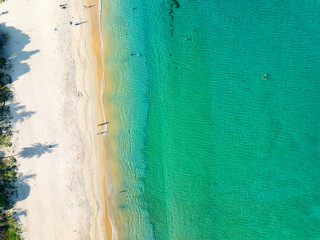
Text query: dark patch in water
165 0 180 36
119 203 129 209
172 0 180 8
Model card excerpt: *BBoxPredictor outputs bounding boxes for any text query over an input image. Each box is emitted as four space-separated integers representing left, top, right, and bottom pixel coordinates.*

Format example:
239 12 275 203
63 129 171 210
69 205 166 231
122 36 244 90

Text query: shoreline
99 1 126 238
1 0 111 239
85 0 113 238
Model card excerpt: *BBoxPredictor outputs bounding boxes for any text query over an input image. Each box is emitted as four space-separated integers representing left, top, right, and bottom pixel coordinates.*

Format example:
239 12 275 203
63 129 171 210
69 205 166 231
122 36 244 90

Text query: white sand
1 0 107 239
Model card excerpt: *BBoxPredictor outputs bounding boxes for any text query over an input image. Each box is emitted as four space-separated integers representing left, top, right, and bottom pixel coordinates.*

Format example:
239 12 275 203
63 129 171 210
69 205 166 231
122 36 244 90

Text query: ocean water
101 0 320 239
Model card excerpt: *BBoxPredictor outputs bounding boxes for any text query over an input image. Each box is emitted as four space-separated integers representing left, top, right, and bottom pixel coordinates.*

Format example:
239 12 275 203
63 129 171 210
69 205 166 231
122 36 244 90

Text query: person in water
262 73 269 80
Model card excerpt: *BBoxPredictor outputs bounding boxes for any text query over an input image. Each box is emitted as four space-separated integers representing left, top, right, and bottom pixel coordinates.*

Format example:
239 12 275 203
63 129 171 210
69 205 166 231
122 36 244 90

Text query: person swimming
262 73 269 80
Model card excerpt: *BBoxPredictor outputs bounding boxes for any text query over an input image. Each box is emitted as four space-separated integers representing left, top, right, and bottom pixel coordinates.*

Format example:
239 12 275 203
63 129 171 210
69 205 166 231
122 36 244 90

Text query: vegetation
0 25 22 239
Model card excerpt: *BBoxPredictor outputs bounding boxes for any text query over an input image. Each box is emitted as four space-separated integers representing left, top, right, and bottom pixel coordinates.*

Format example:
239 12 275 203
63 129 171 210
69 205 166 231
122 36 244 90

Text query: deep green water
101 0 320 239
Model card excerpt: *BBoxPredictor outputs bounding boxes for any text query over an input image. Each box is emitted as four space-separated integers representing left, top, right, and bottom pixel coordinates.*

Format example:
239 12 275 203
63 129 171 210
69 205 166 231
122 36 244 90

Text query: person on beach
59 4 67 9
97 131 107 135
98 122 109 126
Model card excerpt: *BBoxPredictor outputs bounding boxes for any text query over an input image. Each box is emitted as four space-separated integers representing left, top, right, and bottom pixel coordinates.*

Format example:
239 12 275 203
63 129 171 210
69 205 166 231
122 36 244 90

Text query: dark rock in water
167 0 181 36
119 203 129 209
172 0 180 8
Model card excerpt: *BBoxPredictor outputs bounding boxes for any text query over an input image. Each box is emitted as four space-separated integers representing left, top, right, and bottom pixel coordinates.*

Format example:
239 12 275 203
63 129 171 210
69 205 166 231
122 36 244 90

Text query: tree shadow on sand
0 22 39 228
0 23 39 82
8 102 36 124
14 208 27 218
14 172 36 202
0 24 37 134
18 142 58 159
0 102 36 135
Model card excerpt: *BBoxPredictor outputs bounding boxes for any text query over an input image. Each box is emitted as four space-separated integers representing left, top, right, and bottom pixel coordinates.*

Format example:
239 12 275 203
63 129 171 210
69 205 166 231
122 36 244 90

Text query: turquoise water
101 0 320 239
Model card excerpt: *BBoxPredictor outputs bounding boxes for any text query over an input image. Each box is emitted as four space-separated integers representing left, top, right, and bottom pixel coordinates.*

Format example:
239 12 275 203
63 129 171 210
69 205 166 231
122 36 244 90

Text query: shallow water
101 0 320 239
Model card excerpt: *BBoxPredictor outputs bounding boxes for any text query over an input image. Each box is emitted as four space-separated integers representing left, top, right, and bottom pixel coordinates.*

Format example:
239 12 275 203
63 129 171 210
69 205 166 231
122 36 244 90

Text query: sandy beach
1 0 110 239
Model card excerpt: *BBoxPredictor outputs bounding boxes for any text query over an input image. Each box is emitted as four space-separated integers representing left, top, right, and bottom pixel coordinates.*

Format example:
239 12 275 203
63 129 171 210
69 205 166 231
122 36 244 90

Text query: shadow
0 23 39 221
18 142 58 159
15 172 36 202
8 102 36 125
0 102 35 135
85 5 95 9
14 208 27 218
97 131 107 135
0 26 37 136
75 21 88 26
98 121 109 126
0 23 39 83
0 150 5 158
